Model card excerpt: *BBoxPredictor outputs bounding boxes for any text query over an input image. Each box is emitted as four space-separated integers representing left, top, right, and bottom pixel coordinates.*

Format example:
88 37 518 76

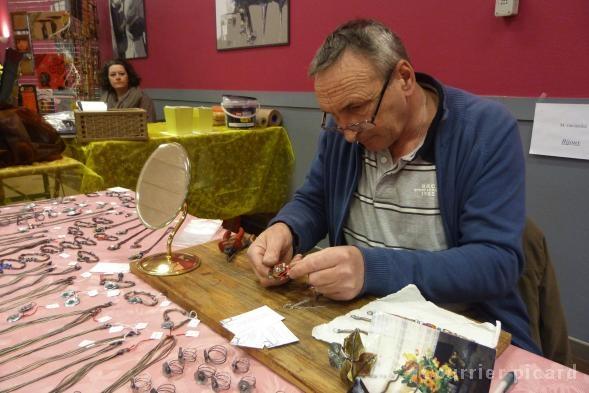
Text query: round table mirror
134 142 200 276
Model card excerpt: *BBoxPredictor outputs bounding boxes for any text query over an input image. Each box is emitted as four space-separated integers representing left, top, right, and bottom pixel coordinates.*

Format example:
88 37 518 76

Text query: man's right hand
246 222 294 287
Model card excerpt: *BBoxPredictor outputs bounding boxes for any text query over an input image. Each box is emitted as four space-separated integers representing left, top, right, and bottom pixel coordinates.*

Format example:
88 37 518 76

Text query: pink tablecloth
0 191 300 393
1 192 586 393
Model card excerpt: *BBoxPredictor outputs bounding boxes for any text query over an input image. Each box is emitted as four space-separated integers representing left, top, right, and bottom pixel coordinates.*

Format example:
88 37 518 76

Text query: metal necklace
129 227 173 260
0 302 113 336
108 227 149 251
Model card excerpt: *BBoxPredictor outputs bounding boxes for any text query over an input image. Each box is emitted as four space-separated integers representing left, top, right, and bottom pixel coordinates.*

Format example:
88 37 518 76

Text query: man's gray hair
308 19 410 79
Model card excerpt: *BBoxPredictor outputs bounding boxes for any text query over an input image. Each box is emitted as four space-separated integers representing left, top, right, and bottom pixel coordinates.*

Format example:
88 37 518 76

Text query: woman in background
100 59 156 121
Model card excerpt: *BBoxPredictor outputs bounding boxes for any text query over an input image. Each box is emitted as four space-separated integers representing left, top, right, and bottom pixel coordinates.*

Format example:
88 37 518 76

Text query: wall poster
216 0 289 50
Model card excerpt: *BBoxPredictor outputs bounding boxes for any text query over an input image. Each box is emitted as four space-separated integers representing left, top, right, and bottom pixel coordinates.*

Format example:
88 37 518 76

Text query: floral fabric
65 124 294 219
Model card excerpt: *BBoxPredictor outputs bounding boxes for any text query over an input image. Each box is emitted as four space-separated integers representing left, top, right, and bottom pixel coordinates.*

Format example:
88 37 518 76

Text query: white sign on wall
530 103 589 160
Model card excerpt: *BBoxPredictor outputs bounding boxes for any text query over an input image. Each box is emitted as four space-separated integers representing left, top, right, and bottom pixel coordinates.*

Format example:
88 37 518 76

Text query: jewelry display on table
152 383 176 393
161 309 195 331
0 333 127 383
108 227 150 251
116 222 143 235
130 373 152 393
177 347 198 364
102 335 177 393
237 375 256 393
0 322 117 368
130 228 157 248
18 252 51 263
0 238 52 258
204 344 228 365
0 302 113 336
124 290 159 306
195 364 216 385
0 276 76 314
128 227 174 260
77 250 100 263
0 258 26 271
73 235 97 246
39 243 64 254
211 371 231 391
162 359 184 377
5 302 37 323
59 240 82 249
231 357 250 373
94 217 139 233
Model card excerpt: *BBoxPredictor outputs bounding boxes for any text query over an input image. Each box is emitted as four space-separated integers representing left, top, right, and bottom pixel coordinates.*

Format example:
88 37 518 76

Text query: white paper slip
106 289 120 297
79 101 107 111
150 332 164 340
134 322 148 330
79 340 95 347
107 186 130 193
109 325 124 333
97 316 112 323
59 253 70 259
185 330 200 337
87 290 99 297
160 300 171 307
530 103 589 160
46 303 60 309
80 272 92 278
188 318 200 328
89 262 130 274
221 305 284 335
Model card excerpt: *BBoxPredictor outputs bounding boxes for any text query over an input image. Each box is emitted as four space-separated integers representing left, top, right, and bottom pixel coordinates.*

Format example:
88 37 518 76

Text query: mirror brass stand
135 202 200 276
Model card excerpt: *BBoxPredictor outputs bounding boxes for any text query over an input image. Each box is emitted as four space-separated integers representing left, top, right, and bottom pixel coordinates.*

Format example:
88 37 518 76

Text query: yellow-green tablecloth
64 124 294 219
0 156 104 204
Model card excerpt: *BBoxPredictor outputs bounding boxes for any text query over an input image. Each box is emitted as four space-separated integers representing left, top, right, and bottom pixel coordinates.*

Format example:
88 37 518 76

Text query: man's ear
397 60 416 94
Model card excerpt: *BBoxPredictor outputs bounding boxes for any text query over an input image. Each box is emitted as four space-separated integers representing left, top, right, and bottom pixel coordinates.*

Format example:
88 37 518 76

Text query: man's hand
246 223 294 287
288 246 365 300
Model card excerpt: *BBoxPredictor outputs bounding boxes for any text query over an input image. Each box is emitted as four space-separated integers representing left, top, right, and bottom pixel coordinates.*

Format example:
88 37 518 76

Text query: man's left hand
287 246 365 301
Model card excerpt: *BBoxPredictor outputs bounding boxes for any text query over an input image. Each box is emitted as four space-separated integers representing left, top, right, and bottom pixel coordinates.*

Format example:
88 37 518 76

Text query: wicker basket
74 109 148 142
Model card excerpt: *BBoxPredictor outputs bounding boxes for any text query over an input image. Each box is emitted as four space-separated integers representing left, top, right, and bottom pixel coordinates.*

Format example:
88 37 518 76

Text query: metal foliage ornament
328 329 377 385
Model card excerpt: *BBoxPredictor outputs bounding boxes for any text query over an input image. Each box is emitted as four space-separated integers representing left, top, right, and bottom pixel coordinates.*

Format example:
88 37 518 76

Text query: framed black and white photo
216 0 289 50
109 0 147 59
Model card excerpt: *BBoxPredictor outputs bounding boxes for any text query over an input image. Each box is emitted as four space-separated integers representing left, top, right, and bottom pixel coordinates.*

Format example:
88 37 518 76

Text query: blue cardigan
271 74 539 353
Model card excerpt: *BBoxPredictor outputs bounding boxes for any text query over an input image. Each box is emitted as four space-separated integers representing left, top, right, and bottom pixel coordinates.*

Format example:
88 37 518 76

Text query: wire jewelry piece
74 235 97 246
99 272 124 285
152 383 176 393
77 250 99 263
40 244 64 254
124 290 159 306
231 357 250 373
177 347 197 364
211 371 231 392
204 345 228 365
60 240 82 250
18 253 51 263
237 375 256 393
268 262 290 280
94 232 119 241
67 226 85 236
161 308 192 331
130 372 152 392
103 280 135 289
162 359 184 377
194 364 216 385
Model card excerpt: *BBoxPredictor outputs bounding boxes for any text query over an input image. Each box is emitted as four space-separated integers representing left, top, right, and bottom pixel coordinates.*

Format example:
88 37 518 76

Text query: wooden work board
131 241 511 393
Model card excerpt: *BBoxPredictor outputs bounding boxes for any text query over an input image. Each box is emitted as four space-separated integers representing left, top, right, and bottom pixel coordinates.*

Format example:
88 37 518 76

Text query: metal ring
211 371 231 391
231 357 250 373
194 364 216 385
204 345 228 365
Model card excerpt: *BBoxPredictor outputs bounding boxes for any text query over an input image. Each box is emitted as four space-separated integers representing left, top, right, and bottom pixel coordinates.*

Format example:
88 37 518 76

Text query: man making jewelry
246 19 539 353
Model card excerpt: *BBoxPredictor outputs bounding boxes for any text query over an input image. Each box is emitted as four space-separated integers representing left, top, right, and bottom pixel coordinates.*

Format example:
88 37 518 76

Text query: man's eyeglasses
320 68 394 134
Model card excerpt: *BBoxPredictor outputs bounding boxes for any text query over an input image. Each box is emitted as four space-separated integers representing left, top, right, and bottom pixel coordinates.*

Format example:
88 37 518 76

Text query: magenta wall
53 0 589 98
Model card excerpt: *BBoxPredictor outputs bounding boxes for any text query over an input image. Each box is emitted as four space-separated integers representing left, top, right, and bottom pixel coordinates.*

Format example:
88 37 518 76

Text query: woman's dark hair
100 59 141 92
